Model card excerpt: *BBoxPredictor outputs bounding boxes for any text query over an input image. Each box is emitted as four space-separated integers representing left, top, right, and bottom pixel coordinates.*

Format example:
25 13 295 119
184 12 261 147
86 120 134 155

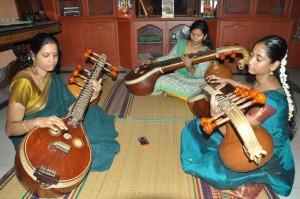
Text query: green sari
152 38 211 101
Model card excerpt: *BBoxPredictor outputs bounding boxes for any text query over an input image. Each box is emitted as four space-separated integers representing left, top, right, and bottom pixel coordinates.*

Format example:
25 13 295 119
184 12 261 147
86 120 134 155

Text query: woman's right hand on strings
142 59 157 65
209 90 223 117
142 59 151 65
206 75 228 84
35 116 68 132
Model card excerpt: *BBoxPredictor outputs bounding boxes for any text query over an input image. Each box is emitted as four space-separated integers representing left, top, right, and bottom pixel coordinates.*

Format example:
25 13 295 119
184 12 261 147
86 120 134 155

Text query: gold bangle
22 120 29 132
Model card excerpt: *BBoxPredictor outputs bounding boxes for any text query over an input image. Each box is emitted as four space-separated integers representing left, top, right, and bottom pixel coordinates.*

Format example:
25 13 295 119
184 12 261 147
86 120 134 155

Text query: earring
270 71 274 75
31 61 37 73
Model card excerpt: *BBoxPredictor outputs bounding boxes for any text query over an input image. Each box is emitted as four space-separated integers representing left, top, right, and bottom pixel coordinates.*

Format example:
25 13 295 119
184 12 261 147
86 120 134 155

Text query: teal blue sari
10 73 120 171
180 89 295 196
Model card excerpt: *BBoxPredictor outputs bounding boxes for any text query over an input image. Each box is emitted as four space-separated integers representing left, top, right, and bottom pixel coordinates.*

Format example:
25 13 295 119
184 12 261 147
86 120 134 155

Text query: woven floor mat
0 118 280 199
77 119 195 198
0 119 195 199
98 79 119 106
98 79 134 118
128 94 194 121
193 176 279 199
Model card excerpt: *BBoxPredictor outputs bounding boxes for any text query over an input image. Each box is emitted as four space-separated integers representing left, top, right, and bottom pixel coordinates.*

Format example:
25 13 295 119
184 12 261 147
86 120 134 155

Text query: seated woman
180 35 296 196
144 20 214 101
0 33 120 172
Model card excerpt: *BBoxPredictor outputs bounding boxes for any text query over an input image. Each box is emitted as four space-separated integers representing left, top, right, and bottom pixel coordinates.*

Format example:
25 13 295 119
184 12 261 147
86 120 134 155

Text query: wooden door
288 40 300 69
218 21 255 51
85 21 119 66
58 21 85 67
254 21 293 43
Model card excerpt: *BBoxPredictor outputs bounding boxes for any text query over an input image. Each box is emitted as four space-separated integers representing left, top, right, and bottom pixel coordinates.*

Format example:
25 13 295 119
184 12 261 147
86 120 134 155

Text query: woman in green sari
0 33 120 171
143 20 214 101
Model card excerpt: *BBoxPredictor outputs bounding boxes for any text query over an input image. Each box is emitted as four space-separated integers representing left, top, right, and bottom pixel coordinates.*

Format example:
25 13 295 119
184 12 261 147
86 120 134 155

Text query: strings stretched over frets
147 49 217 69
70 58 105 124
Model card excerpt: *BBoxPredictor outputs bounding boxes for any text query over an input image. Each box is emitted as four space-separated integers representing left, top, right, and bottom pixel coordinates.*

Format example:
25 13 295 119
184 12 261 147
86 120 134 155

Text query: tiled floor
0 69 299 198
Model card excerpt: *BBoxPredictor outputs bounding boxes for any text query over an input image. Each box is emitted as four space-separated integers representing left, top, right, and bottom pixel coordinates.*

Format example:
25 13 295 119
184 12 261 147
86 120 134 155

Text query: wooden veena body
200 84 274 172
124 45 249 96
15 53 111 197
15 119 92 197
188 59 234 118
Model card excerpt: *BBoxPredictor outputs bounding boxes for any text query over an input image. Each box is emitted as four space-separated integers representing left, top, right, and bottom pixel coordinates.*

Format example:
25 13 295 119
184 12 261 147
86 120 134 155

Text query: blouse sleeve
9 75 33 107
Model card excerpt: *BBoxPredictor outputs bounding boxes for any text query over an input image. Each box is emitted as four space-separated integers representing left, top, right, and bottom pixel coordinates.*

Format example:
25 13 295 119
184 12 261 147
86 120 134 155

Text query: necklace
189 41 203 53
36 73 48 89
253 75 274 91
36 74 44 88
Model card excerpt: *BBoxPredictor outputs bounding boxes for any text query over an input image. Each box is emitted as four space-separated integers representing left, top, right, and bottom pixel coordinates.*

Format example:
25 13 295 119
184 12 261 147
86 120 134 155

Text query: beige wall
0 0 19 68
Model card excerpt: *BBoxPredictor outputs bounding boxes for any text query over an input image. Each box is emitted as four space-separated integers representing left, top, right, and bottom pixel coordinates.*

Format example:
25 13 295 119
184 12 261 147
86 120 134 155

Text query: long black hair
0 33 60 88
255 35 296 140
187 20 214 49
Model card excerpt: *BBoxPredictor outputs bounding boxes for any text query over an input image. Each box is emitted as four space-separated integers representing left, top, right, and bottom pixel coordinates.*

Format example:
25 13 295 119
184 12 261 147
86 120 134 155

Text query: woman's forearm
5 118 39 136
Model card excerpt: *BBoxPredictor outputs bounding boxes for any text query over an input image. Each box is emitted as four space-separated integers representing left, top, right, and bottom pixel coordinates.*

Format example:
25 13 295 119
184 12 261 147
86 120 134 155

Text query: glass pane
223 0 250 13
137 0 199 17
88 0 113 15
59 0 82 16
169 25 190 51
257 0 285 14
200 0 217 18
117 0 134 18
138 44 163 60
138 25 163 59
295 19 300 39
162 0 175 18
168 0 199 16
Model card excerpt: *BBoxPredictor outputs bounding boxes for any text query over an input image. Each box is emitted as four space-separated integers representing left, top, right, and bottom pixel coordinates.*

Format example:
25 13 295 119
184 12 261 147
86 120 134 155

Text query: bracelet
22 120 29 132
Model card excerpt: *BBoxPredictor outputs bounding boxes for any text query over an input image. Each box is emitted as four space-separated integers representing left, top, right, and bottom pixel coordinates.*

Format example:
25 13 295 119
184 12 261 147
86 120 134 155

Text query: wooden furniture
216 0 294 69
57 20 118 67
15 0 297 69
288 38 300 69
118 18 217 69
0 21 61 47
49 0 119 68
117 0 218 69
118 0 296 69
0 21 61 52
218 20 292 54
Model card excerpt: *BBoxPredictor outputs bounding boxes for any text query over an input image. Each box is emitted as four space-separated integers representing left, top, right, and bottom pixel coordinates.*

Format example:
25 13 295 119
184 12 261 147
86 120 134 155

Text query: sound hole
63 133 72 140
49 128 61 136
73 138 84 148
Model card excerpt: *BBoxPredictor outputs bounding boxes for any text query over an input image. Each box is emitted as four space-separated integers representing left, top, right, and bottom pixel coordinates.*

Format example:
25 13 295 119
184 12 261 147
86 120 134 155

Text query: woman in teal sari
0 33 120 172
181 35 296 196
